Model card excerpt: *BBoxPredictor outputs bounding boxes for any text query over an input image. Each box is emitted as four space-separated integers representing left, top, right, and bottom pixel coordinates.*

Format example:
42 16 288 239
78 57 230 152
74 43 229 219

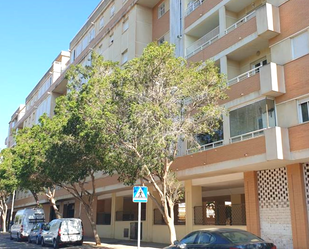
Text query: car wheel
17 233 21 242
53 238 59 249
76 241 83 246
41 237 46 247
36 236 40 245
9 233 13 240
28 236 31 243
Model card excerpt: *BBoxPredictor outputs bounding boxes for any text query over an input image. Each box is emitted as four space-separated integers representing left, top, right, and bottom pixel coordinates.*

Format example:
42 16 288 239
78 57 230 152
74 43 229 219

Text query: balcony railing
185 0 205 16
225 11 256 34
186 26 220 58
194 204 246 226
228 65 262 86
230 128 266 144
186 11 256 59
96 212 111 225
187 140 224 155
116 211 146 221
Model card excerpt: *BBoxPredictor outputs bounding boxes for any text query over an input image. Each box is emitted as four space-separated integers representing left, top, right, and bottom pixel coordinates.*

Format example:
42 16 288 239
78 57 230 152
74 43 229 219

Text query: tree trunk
46 189 62 219
2 208 7 233
166 218 177 244
31 191 40 207
84 203 101 245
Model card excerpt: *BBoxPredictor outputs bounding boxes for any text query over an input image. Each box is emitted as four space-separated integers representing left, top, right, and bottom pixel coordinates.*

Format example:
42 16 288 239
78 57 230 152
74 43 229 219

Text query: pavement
0 232 169 249
83 236 168 248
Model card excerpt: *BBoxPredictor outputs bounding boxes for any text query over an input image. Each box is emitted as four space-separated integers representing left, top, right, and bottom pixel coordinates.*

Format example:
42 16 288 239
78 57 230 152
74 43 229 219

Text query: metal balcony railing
185 0 205 16
186 11 256 59
225 11 256 34
96 212 111 225
194 204 246 226
228 65 262 86
186 26 220 58
187 140 224 155
116 211 146 221
230 128 266 144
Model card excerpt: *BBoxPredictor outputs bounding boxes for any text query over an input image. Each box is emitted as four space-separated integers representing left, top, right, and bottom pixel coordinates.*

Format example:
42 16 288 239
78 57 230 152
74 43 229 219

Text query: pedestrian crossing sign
133 186 148 203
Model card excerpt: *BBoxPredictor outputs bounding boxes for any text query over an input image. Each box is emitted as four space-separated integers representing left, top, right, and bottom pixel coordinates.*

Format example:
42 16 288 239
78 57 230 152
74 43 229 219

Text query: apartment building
4 0 309 248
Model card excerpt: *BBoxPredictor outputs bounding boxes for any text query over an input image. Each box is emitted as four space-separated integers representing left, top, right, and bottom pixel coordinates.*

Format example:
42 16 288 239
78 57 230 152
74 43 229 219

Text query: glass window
181 232 198 244
122 19 129 32
158 2 166 18
121 50 128 65
292 32 309 60
196 232 215 244
300 101 309 123
229 99 276 138
110 5 115 17
221 231 263 244
99 17 104 29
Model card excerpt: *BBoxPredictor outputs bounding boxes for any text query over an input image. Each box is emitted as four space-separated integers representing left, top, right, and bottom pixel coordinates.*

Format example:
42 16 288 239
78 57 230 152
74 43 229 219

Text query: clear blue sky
0 0 101 150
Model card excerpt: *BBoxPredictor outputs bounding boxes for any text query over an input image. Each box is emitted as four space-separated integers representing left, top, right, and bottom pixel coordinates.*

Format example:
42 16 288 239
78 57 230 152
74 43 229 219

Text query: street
0 233 99 249
0 233 166 249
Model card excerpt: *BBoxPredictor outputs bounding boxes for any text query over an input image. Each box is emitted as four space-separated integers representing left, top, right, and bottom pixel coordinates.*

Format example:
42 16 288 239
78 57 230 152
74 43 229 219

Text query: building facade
4 0 309 248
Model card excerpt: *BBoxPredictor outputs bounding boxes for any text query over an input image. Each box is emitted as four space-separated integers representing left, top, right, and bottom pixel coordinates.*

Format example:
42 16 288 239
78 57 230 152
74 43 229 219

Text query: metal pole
137 202 141 249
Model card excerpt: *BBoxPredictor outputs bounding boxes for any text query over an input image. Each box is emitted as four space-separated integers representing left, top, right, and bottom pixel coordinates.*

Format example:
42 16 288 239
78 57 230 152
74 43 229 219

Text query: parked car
164 228 277 249
27 222 46 244
41 218 83 249
10 208 45 241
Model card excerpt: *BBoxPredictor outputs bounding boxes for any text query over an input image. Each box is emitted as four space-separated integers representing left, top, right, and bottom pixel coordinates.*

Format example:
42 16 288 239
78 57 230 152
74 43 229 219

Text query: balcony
185 0 205 16
186 11 257 60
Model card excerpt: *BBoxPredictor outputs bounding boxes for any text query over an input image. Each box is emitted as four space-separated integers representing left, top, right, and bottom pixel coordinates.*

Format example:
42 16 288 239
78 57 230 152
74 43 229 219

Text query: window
196 232 215 244
158 2 166 18
99 17 104 29
158 36 165 45
89 28 95 41
110 4 115 17
292 31 309 60
299 99 309 123
180 232 198 245
109 33 114 46
121 50 128 65
229 99 276 138
122 18 129 33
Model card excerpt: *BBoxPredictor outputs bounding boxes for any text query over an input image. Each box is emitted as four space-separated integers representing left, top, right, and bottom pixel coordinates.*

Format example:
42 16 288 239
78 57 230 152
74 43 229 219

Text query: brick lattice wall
257 167 293 249
303 163 309 227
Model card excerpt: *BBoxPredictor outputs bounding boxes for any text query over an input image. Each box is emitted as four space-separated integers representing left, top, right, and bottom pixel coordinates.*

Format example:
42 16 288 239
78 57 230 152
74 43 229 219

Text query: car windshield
221 231 263 244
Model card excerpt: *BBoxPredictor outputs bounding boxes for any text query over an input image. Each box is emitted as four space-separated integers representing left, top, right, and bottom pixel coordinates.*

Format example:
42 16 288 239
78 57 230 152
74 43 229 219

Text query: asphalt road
0 233 96 249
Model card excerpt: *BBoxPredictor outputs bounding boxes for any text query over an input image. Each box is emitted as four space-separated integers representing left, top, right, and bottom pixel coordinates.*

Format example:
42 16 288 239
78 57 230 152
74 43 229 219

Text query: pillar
244 171 261 236
286 164 309 249
185 180 202 233
111 193 116 238
219 6 226 37
146 187 154 242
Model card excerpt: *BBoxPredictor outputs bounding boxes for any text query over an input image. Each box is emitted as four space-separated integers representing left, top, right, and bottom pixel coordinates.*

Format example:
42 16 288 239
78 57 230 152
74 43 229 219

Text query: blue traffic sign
133 186 148 203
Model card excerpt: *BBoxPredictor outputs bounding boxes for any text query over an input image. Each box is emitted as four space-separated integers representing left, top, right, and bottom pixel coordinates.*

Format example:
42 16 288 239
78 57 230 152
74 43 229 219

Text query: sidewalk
83 237 169 249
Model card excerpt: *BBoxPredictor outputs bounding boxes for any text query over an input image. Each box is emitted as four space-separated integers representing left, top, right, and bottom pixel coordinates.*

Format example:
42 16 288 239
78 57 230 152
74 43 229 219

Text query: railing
153 208 186 225
230 128 266 144
186 26 219 58
186 11 256 59
187 140 224 155
116 210 146 221
185 0 205 16
96 212 111 225
228 65 262 86
225 11 256 34
194 204 246 226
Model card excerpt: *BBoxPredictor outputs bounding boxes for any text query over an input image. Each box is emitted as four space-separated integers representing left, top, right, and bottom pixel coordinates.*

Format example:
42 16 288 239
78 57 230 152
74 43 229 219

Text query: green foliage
0 148 18 195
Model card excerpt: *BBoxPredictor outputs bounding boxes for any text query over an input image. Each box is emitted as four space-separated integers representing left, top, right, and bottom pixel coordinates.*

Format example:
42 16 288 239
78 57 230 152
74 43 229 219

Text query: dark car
164 228 277 249
27 222 46 245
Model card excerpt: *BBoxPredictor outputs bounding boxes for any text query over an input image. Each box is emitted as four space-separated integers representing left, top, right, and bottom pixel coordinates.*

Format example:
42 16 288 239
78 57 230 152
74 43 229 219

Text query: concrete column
185 180 202 233
111 193 117 238
219 6 226 37
244 171 261 236
286 164 309 249
231 194 244 225
146 187 154 242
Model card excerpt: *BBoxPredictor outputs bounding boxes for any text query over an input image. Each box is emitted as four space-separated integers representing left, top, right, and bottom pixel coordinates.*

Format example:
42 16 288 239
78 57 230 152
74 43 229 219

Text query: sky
0 0 101 150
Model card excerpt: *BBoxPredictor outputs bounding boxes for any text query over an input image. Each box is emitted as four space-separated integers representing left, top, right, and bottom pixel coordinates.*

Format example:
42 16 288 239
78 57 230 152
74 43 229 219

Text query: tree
12 118 62 219
44 54 118 245
110 43 227 243
0 148 18 232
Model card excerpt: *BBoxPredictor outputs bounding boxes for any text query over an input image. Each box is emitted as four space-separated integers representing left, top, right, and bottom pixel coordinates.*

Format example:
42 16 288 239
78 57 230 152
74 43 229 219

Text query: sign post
133 186 148 249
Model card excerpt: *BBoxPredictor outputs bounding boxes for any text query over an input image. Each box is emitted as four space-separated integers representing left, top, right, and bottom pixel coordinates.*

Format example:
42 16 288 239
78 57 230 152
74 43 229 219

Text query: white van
10 208 45 241
41 218 83 249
